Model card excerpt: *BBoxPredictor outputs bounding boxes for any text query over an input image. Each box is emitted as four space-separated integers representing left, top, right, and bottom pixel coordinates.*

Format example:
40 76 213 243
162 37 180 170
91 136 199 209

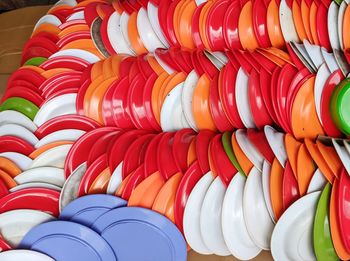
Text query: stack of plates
0 0 350 260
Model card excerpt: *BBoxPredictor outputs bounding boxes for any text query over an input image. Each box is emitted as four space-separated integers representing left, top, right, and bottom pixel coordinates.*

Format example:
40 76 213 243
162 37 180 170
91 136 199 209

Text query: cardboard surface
0 5 50 98
0 5 274 260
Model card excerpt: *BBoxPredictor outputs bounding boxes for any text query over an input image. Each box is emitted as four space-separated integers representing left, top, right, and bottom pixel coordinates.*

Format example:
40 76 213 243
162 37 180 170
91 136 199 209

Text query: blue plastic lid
59 195 127 227
91 207 187 261
19 220 116 261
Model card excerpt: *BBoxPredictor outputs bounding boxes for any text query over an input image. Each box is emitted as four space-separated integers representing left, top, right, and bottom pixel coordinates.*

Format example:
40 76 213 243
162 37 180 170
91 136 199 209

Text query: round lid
92 207 187 261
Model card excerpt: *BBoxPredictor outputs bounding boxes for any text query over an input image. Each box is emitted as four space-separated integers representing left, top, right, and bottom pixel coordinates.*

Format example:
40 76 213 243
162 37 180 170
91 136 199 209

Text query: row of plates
0 93 350 260
30 0 350 55
7 45 350 140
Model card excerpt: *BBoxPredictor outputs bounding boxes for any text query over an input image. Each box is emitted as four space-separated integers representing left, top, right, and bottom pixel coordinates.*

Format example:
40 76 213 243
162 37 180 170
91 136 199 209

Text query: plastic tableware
316 140 342 178
0 124 38 146
222 173 261 260
267 0 285 48
243 167 274 250
107 12 134 55
320 69 343 137
284 133 301 178
0 97 39 121
127 171 165 208
236 129 264 172
60 194 127 226
248 69 273 129
264 126 287 167
108 130 148 174
253 0 271 48
291 76 325 139
14 167 64 187
270 158 284 220
282 161 300 210
235 67 256 128
128 11 148 55
246 129 274 164
183 172 213 254
271 192 320 261
33 93 77 126
49 49 100 64
297 144 316 196
35 129 85 149
147 2 169 48
40 55 89 72
314 63 331 125
330 78 350 135
238 1 259 50
209 74 233 132
328 2 340 50
209 134 236 186
199 175 230 256
221 132 245 176
174 160 202 232
330 179 350 260
334 49 350 77
151 171 182 222
288 43 314 73
156 132 179 180
205 0 229 51
92 207 187 261
24 57 47 67
128 75 156 131
121 134 154 179
33 14 62 31
194 130 214 174
160 82 188 132
137 7 165 52
0 209 54 247
0 157 21 177
307 168 327 194
332 139 350 176
59 162 87 211
64 127 117 177
338 1 347 50
20 221 116 261
10 182 61 192
313 183 338 261
2 86 44 107
106 161 123 195
78 155 108 196
337 168 350 252
0 110 37 133
262 161 276 223
85 130 120 167
0 188 60 216
0 250 55 261
0 152 32 171
34 115 100 140
305 138 334 183
111 76 137 129
0 135 34 155
181 70 199 131
222 1 241 50
192 74 217 131
279 0 299 42
29 144 72 169
321 49 339 73
172 129 196 173
231 132 254 176
6 67 45 89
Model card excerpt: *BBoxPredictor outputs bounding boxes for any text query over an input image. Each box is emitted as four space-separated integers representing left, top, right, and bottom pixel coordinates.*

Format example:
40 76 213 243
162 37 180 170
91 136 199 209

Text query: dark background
0 0 58 11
